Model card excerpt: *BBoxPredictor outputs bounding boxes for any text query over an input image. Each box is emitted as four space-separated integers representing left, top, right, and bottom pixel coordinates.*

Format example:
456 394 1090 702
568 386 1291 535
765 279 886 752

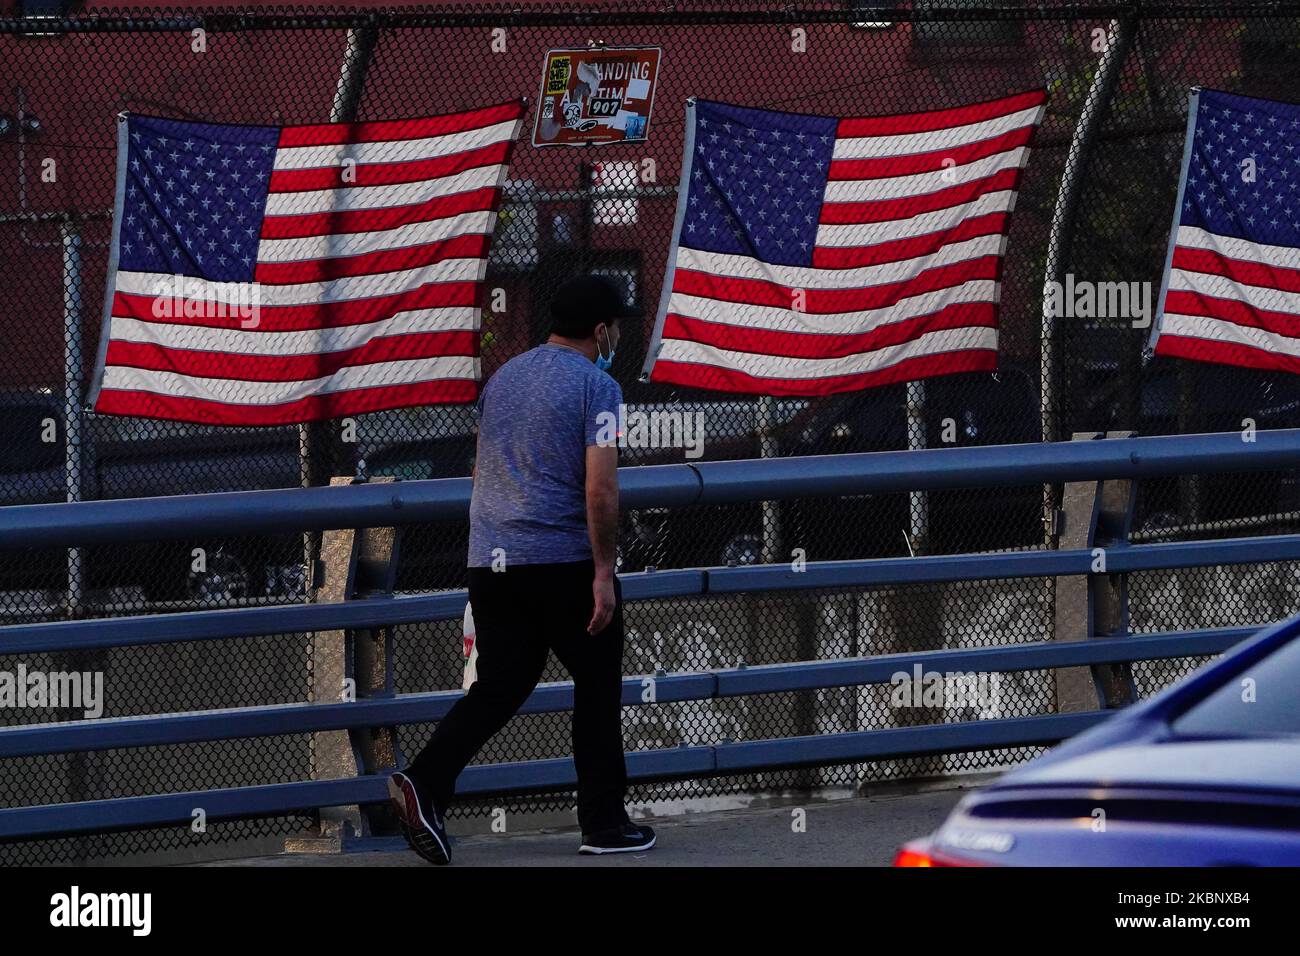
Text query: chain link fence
2 1 1298 863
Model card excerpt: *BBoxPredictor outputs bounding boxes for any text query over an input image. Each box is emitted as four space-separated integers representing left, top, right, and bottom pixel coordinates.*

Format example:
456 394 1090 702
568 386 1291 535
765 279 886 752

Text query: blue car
895 615 1300 866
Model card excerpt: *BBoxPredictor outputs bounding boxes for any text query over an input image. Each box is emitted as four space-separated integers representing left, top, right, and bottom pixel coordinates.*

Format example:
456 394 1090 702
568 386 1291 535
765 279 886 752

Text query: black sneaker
578 823 656 855
387 770 451 865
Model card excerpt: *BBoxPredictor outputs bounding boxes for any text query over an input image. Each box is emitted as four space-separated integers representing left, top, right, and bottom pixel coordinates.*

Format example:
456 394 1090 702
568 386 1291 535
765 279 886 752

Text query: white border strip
86 113 132 409
1149 87 1202 355
639 96 698 382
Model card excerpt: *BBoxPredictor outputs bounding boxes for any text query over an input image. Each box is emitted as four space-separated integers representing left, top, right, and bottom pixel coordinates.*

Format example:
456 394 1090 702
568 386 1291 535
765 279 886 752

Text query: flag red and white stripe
641 90 1047 395
90 101 524 425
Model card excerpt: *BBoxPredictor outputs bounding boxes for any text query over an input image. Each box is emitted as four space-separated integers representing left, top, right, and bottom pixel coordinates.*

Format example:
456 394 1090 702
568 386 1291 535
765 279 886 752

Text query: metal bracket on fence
300 475 402 851
1052 431 1140 712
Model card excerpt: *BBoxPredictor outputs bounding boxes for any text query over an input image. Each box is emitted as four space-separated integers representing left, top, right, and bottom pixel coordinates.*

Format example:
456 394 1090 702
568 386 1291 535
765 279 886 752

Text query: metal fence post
60 218 85 618
1040 15 1136 534
59 215 100 864
1052 432 1139 712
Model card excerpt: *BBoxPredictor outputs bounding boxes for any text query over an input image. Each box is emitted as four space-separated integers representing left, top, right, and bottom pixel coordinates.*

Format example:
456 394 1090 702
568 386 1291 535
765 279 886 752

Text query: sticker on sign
533 46 662 147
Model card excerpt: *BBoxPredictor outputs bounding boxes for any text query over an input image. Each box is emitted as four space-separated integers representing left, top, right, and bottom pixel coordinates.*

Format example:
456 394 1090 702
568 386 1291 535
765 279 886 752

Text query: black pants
407 560 630 835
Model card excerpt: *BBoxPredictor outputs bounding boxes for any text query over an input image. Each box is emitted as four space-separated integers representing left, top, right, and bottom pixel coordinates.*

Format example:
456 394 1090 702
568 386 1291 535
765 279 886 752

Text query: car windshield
1171 634 1300 739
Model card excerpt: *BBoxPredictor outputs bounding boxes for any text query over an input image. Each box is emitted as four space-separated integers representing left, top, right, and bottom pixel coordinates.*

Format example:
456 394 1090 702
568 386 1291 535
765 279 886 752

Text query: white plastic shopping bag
462 601 479 690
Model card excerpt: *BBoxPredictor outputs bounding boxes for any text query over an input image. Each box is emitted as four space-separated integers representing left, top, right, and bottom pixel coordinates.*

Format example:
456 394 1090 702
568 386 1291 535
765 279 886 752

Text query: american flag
1152 88 1300 373
640 91 1047 395
89 101 524 425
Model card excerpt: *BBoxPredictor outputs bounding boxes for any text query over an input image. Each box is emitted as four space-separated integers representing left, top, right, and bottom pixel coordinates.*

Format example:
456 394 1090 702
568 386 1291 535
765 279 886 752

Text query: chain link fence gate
2 0 1300 863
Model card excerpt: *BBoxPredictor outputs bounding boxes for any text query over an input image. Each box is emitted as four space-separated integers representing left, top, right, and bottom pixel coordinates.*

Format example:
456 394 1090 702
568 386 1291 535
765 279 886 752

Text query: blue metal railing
0 429 1296 842
3 426 1300 551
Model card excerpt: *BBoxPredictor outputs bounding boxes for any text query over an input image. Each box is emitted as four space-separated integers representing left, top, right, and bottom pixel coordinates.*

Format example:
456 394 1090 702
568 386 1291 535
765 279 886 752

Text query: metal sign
533 46 662 146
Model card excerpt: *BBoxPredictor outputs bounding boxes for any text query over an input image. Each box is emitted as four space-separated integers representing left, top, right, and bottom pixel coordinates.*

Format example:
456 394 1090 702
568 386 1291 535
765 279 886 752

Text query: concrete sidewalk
207 785 971 867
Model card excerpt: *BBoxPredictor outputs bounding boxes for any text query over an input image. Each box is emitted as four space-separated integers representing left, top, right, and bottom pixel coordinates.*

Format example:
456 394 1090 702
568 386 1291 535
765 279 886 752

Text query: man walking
388 274 655 863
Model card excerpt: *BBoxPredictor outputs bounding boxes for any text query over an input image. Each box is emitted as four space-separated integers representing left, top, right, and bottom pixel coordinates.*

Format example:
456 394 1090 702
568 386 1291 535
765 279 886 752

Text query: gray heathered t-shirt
468 343 623 567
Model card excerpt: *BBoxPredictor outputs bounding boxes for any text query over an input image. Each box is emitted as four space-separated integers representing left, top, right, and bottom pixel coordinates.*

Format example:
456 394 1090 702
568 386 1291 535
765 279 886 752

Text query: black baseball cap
549 274 639 338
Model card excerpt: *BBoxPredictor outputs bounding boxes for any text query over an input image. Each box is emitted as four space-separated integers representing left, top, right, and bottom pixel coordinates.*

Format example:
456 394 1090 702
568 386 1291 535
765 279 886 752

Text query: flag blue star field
641 90 1047 395
89 101 524 425
1153 88 1300 373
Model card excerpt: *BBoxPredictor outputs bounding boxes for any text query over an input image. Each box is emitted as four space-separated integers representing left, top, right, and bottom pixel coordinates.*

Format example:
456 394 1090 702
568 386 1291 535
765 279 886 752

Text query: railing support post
299 475 402 850
1052 432 1139 712
756 395 783 564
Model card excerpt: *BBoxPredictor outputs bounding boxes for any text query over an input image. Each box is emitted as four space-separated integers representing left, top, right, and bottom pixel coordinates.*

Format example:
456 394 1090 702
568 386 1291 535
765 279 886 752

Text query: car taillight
893 847 940 867
892 840 984 867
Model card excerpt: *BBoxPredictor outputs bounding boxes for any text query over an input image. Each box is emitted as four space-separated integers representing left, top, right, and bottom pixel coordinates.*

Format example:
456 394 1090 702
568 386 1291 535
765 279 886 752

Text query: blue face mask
595 325 616 372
